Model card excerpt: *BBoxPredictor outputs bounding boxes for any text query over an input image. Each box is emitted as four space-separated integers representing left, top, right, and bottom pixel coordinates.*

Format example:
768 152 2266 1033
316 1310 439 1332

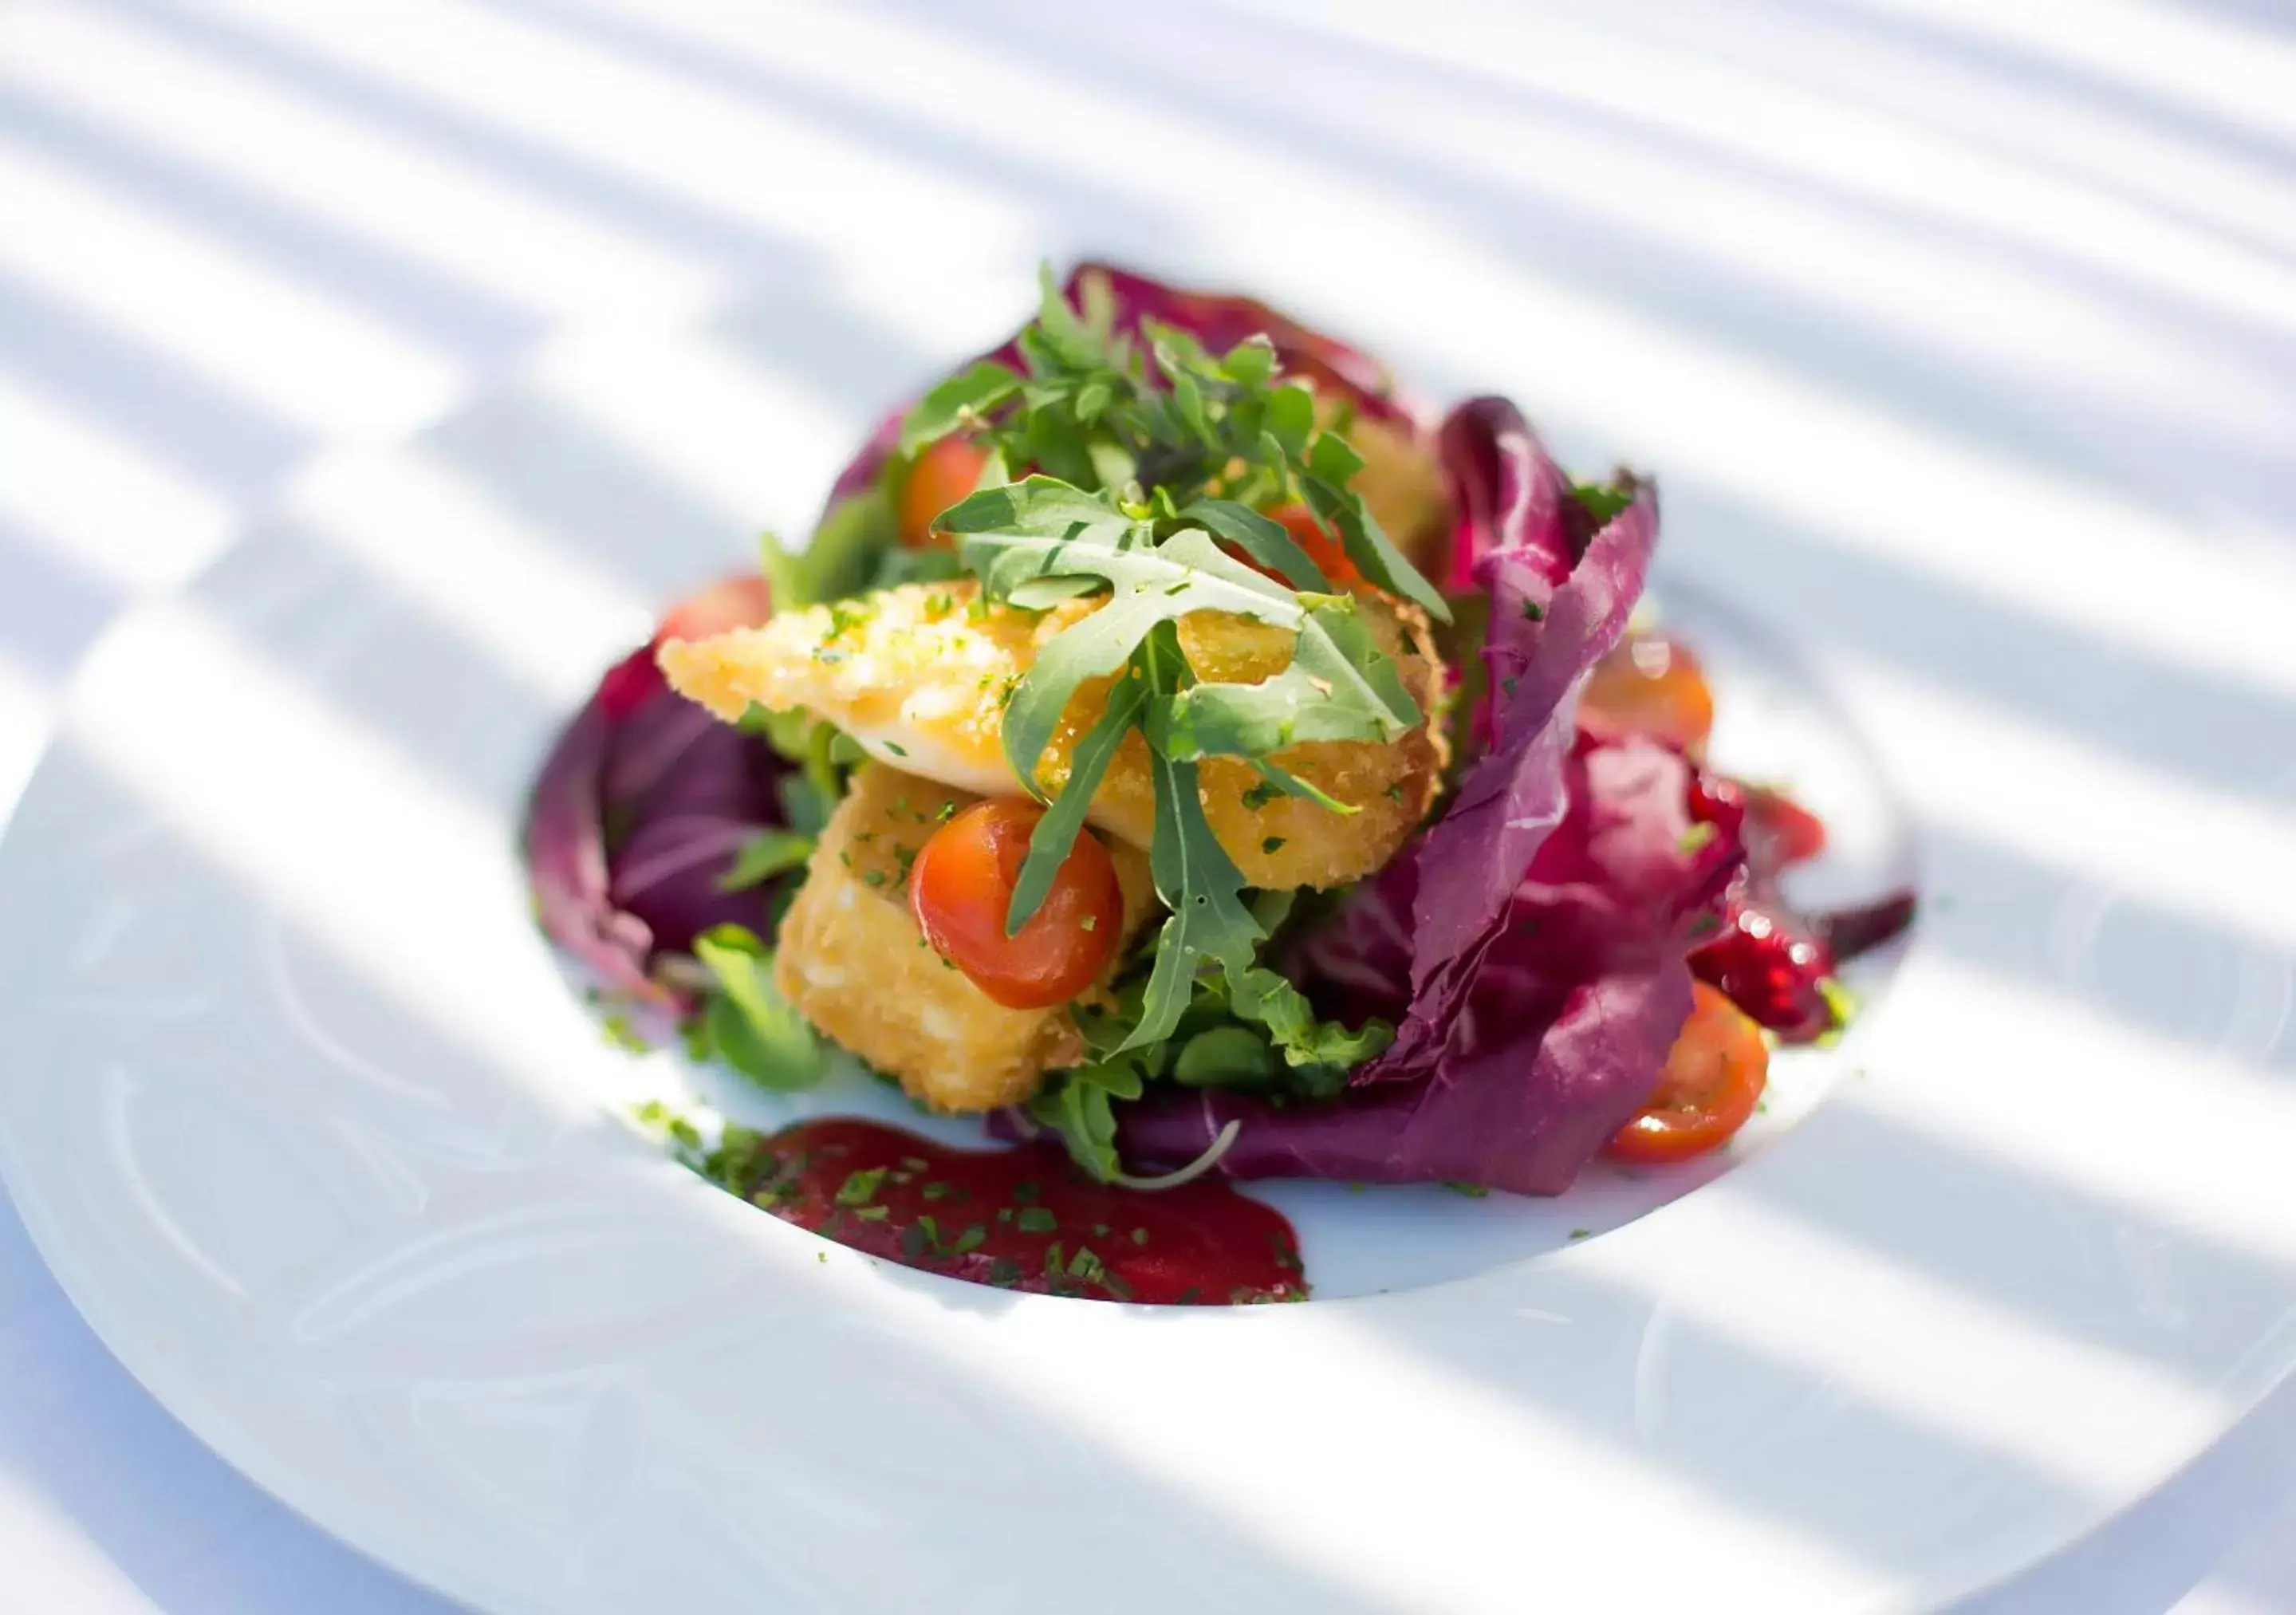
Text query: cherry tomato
1579 632 1715 754
1605 982 1770 1164
898 435 991 550
910 799 1122 1010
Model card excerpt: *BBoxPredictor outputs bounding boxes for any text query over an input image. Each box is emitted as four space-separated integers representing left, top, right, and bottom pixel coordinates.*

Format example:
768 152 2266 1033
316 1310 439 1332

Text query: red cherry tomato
899 436 991 550
1580 632 1715 754
910 799 1122 1010
1606 982 1770 1164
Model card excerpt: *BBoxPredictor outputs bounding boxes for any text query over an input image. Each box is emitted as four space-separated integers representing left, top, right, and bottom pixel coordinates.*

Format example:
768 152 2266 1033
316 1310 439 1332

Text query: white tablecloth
2 0 2292 1607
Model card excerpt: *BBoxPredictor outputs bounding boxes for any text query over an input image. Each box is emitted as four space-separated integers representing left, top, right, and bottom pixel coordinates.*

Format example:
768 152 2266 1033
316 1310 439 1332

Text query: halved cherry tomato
1605 981 1769 1164
910 799 1122 1010
1579 632 1715 754
898 435 991 550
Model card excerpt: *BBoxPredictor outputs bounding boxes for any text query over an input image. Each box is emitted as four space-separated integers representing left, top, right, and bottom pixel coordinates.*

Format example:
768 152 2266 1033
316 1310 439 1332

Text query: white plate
2 288 2294 1615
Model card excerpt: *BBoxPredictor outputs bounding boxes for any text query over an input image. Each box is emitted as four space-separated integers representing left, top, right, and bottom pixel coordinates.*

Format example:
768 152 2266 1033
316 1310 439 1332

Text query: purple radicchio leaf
1365 397 1660 1085
524 576 790 1016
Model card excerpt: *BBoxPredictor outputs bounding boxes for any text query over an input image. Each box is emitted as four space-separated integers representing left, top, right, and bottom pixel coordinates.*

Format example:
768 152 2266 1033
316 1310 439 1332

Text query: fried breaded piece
660 581 1447 890
774 763 1154 1113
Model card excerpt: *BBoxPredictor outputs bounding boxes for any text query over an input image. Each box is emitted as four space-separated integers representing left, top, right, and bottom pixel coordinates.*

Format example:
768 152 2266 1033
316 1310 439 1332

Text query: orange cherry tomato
898 435 991 550
909 799 1122 1010
1605 982 1770 1164
1579 632 1715 754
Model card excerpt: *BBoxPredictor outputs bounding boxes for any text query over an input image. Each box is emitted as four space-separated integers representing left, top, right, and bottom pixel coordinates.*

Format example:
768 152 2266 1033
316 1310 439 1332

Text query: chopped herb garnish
835 1168 888 1207
1016 1207 1059 1235
1261 836 1286 854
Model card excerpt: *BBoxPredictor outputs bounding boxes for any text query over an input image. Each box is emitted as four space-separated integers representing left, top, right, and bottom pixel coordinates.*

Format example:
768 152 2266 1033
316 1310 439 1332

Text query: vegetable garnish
909 798 1123 1010
1605 982 1770 1164
898 270 1443 1126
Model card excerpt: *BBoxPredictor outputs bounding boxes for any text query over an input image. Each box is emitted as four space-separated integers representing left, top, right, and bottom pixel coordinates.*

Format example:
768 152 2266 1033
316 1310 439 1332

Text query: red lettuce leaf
1360 398 1660 1085
525 577 786 1014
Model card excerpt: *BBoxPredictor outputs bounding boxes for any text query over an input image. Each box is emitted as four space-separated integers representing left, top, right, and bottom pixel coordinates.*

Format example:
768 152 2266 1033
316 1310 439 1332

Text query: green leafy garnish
1025 1058 1144 1182
1569 479 1636 526
891 268 1435 1178
691 924 827 1092
715 829 815 892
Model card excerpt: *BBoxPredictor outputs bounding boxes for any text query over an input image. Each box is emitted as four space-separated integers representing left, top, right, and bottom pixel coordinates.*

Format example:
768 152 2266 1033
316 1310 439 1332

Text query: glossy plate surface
1 282 2292 1614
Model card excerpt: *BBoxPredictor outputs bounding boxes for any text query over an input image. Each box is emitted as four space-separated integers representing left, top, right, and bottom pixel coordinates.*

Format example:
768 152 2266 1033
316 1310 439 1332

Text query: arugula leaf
1026 1058 1145 1182
692 924 826 1091
1148 600 1421 762
715 829 815 892
1005 668 1146 935
1172 1024 1276 1088
1298 463 1451 622
939 475 1140 549
1180 498 1330 592
953 482 1417 796
1120 628 1266 1053
900 360 1022 456
1226 965 1391 1093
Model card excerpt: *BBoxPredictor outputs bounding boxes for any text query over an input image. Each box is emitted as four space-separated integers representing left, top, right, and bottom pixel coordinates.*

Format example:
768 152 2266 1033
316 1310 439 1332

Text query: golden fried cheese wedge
660 581 1447 890
774 763 1154 1113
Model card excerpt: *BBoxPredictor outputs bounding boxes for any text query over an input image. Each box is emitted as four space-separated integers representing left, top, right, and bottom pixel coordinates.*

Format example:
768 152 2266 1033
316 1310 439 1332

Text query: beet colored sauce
714 1117 1306 1304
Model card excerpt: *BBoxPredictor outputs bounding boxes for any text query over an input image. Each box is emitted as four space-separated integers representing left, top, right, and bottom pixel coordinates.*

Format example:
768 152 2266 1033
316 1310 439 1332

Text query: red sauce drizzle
714 1117 1306 1304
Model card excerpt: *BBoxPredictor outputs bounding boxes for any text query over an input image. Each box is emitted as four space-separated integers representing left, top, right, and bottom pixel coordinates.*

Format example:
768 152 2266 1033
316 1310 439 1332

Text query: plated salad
527 264 1911 1302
